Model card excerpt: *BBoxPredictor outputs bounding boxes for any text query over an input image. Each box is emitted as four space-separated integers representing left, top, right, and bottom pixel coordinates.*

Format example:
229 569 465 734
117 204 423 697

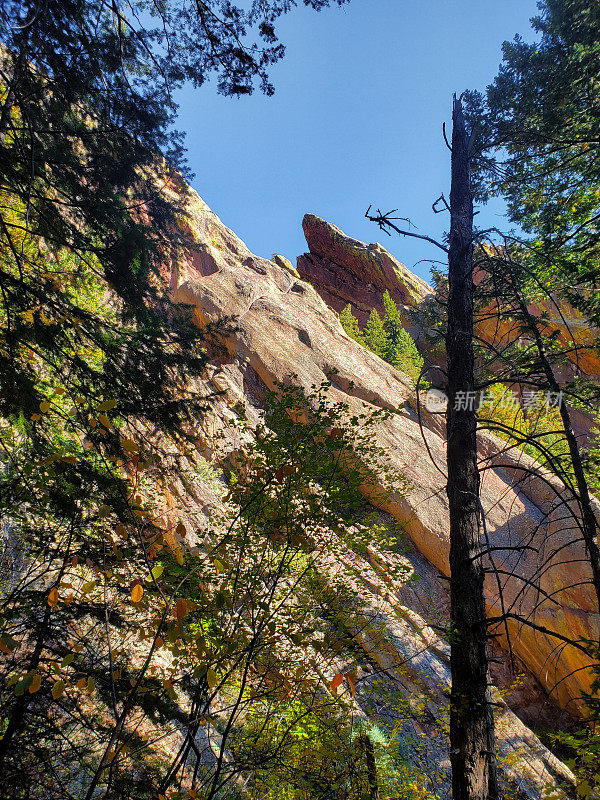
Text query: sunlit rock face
471 262 600 385
297 215 599 445
157 179 600 792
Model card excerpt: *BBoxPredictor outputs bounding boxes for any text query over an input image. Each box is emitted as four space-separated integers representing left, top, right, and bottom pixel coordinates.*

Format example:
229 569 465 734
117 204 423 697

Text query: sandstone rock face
472 265 600 386
297 214 433 330
162 184 600 791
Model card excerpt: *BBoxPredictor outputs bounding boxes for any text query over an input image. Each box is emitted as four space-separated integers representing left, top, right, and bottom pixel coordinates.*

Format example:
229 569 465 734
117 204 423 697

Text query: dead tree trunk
446 96 498 800
357 732 380 800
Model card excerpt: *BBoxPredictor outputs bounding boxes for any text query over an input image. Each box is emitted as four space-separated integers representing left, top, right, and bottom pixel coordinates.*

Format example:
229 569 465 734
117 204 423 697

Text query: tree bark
446 95 498 800
357 732 380 800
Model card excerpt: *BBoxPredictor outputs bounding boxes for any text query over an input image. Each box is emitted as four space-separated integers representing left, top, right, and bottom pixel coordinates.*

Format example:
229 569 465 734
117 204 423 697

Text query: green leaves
363 309 389 359
51 680 65 700
339 293 424 385
339 304 365 346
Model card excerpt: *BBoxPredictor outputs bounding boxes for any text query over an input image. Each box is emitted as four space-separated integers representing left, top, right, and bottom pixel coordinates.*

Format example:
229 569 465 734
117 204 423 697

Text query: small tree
340 304 366 346
340 298 424 385
363 309 390 359
382 291 424 382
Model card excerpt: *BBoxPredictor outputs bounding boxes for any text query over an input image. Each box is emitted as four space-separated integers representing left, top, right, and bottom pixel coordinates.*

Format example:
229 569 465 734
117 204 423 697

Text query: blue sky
175 0 538 284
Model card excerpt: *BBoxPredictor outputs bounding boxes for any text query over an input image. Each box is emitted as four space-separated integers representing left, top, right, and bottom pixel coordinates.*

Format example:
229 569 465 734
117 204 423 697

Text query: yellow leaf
48 587 58 608
131 584 143 603
39 401 51 413
206 669 218 689
98 399 117 411
52 680 65 700
87 677 96 694
214 559 224 575
98 414 111 429
28 673 42 694
122 439 139 452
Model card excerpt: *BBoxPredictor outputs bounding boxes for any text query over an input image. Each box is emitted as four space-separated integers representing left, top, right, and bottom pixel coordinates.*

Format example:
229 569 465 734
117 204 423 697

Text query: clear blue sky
175 0 538 284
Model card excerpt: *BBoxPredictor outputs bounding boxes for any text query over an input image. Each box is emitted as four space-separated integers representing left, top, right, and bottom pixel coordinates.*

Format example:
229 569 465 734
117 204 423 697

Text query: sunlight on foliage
340 293 424 385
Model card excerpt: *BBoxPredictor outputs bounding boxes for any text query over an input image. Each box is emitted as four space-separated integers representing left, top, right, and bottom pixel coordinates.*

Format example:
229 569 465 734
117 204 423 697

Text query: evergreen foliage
340 303 365 346
464 4 600 791
465 0 600 524
465 0 600 328
340 296 424 385
382 291 424 380
363 308 390 359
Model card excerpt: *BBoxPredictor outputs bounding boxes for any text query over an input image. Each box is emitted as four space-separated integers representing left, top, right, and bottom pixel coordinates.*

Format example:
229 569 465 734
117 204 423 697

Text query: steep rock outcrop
296 213 433 330
298 216 600 428
166 188 599 716
156 183 600 791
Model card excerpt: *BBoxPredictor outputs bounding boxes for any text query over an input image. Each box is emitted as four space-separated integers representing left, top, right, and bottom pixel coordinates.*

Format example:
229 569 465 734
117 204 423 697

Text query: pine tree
382 290 404 362
340 304 365 346
466 0 600 620
465 0 600 325
381 292 424 383
363 309 389 359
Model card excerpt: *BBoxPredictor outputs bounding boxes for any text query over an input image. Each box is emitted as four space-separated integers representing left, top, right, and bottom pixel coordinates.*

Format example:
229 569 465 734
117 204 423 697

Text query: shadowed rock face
297 213 433 330
158 182 600 792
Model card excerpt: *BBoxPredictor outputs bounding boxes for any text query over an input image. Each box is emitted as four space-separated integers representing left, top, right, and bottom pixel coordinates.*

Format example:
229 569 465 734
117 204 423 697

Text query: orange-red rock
164 187 599 721
297 213 433 330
